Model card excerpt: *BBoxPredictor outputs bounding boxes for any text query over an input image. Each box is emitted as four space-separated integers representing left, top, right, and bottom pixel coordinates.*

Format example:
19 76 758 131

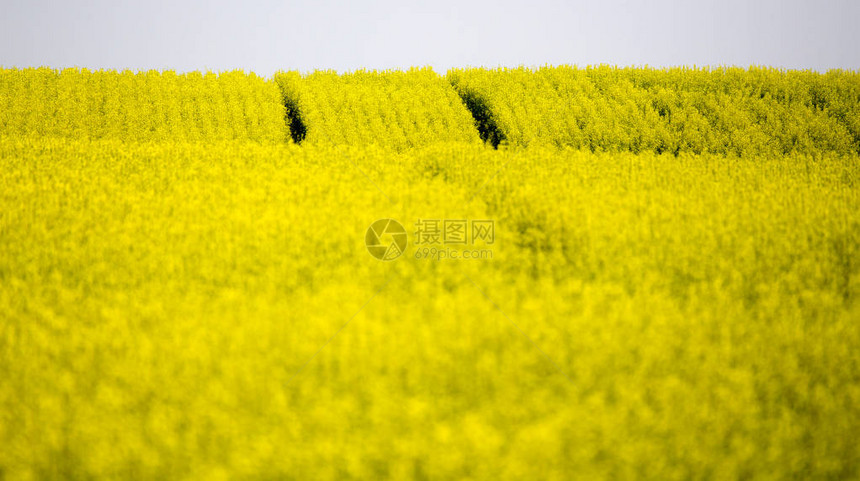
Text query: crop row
276 68 481 150
2 67 859 154
449 66 860 155
0 68 287 143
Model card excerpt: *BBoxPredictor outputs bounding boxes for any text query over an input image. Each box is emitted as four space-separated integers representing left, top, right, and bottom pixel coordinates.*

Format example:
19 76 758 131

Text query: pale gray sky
1 0 858 75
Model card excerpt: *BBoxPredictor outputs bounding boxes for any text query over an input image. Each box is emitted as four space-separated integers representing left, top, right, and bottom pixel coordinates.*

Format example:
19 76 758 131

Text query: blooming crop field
1 67 859 480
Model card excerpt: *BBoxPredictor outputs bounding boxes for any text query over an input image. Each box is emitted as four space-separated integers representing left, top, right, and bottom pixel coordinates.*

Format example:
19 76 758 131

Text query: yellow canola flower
0 135 858 479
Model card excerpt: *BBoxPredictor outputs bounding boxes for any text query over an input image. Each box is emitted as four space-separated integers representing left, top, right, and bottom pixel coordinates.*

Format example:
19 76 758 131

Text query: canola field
1 67 859 480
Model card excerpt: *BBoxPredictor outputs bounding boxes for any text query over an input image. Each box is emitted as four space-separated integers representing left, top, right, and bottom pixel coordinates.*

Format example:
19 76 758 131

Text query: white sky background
1 0 859 75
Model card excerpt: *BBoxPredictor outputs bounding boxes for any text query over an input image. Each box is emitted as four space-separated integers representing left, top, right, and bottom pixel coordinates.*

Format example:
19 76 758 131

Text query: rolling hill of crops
1 66 859 480
275 68 481 150
0 68 287 143
449 66 860 154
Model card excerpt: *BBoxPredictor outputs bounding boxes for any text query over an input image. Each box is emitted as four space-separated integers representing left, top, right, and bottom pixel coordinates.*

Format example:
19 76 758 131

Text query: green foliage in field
448 66 860 155
275 68 481 150
1 134 858 480
0 68 287 143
